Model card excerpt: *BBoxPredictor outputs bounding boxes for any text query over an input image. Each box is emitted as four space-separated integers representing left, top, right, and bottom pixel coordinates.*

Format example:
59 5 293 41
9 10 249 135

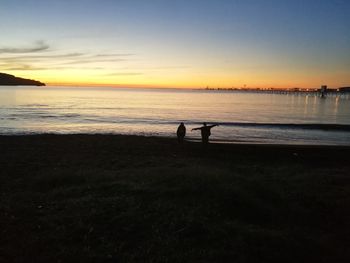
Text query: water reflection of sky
0 87 350 145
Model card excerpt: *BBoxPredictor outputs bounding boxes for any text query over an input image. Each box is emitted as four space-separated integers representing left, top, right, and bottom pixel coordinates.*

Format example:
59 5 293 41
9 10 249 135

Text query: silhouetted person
192 123 218 144
177 122 186 143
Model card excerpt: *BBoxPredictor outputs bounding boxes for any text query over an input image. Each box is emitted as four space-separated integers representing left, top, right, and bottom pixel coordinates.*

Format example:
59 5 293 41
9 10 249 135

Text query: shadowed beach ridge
1 134 349 262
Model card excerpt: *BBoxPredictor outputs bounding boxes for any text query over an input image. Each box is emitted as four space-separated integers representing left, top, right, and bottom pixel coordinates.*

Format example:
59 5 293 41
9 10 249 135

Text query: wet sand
1 135 350 262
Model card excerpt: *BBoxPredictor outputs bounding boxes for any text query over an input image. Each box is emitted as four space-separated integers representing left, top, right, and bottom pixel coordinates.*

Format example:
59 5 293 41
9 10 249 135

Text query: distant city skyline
1 0 349 88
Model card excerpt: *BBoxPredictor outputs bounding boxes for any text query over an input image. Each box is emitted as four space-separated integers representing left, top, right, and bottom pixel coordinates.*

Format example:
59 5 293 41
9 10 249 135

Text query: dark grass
1 135 350 262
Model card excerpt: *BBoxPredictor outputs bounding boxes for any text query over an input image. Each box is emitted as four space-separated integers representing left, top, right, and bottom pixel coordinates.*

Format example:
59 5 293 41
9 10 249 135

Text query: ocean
1 86 350 145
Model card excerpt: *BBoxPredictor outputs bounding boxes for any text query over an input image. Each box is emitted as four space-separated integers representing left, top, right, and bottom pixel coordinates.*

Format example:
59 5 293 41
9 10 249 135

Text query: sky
0 0 349 88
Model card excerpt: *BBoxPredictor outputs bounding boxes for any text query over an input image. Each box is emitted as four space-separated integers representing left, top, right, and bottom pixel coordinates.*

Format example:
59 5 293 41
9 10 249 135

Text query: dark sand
1 135 350 262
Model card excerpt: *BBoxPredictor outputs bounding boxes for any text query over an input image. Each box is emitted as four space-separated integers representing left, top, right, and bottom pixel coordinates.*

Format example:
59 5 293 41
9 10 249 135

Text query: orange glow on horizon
4 67 349 90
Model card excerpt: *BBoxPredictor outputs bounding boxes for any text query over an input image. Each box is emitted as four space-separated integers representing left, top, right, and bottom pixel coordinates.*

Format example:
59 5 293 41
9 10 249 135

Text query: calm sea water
1 86 350 145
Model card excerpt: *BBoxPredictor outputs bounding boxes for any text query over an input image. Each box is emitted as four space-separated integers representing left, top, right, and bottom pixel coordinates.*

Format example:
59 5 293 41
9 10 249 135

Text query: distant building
320 85 327 98
339 87 350 92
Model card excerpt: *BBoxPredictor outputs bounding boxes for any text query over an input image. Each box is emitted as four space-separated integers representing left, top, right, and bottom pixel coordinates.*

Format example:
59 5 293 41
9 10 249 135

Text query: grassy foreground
1 135 350 262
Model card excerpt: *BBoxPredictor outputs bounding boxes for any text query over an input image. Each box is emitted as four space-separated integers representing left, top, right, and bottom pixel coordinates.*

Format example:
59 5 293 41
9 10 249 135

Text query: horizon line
46 82 343 90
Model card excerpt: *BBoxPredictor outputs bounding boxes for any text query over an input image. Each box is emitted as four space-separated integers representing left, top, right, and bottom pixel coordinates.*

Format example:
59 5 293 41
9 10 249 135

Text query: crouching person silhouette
177 122 186 143
191 123 218 144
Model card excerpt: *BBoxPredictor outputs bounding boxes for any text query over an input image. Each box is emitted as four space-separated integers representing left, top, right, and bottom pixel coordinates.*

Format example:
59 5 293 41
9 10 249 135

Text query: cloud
0 41 49 54
106 72 143 76
0 64 47 71
1 53 85 61
1 53 135 67
61 58 128 65
57 53 135 66
151 66 191 70
95 53 135 57
0 44 136 72
0 61 106 71
0 53 122 69
1 53 134 65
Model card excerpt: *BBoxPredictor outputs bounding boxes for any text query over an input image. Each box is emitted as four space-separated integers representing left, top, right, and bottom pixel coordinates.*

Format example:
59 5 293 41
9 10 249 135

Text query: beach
1 134 349 262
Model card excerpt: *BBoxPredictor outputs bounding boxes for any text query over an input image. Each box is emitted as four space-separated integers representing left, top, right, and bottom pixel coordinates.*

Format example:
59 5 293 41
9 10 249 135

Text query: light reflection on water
0 86 350 145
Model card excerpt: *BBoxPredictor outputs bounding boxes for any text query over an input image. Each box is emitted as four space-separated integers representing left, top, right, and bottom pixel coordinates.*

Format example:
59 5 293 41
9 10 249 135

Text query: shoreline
2 133 350 148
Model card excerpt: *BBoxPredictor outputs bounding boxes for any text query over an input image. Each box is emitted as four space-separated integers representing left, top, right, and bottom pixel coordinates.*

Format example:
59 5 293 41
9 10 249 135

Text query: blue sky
1 0 349 88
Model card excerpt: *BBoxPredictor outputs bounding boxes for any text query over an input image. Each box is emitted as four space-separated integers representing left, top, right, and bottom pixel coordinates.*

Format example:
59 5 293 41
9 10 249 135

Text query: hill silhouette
0 72 45 86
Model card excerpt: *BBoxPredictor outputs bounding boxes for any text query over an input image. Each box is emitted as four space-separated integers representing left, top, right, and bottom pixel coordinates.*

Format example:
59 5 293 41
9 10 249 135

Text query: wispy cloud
0 64 48 71
61 58 128 65
95 53 135 57
1 53 85 61
2 53 132 61
0 42 137 72
1 52 134 65
106 72 143 76
0 61 106 71
0 41 49 54
151 66 191 70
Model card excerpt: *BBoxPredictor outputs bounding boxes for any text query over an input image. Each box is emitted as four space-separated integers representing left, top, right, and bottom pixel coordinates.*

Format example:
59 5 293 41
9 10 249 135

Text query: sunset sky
1 0 349 89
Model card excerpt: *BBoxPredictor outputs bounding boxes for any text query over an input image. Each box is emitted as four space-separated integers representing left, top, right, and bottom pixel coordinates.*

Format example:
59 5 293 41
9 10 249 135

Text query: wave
19 104 49 107
3 109 350 132
80 117 350 132
211 122 350 131
6 113 81 119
